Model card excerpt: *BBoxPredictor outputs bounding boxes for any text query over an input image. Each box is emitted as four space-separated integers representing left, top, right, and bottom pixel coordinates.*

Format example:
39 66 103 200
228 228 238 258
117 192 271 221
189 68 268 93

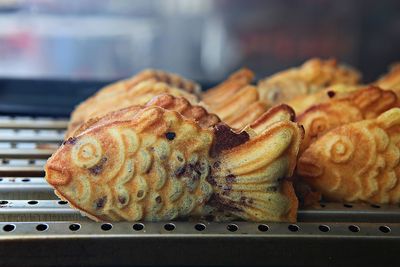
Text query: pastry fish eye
309 116 329 137
328 137 354 164
71 136 103 168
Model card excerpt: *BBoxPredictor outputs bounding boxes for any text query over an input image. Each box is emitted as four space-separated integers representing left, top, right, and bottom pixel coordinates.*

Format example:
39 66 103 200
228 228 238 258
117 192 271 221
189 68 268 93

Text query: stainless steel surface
0 178 55 200
0 166 45 177
0 148 55 159
0 135 63 143
0 116 399 266
0 118 68 129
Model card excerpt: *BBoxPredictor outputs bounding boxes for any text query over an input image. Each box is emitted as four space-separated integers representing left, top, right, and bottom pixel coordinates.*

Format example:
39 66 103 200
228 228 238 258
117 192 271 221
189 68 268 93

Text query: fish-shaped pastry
73 94 221 137
286 84 359 115
207 85 269 129
374 63 400 99
297 108 400 204
297 86 398 153
67 80 199 137
45 105 303 222
257 58 361 105
202 68 255 106
95 68 201 100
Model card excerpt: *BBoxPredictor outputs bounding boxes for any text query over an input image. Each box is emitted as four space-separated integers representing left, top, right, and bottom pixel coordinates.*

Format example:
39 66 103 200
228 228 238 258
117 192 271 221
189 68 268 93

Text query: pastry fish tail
209 120 304 222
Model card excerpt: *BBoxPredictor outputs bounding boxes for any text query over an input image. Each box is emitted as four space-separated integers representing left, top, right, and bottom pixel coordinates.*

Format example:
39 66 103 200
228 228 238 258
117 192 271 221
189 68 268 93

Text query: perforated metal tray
0 116 399 267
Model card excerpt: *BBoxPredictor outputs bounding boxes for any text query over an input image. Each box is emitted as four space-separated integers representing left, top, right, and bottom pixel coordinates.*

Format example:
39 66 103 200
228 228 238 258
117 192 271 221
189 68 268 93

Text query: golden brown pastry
297 108 400 204
226 101 270 130
67 80 199 137
375 63 400 98
203 81 269 129
250 104 295 134
202 68 255 106
257 58 361 105
286 84 359 115
46 105 303 222
96 69 201 99
73 94 221 137
297 86 398 153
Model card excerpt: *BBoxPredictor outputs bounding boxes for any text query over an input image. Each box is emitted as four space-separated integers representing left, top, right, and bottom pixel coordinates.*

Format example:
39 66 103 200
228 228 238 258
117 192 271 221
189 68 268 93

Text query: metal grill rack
0 116 399 267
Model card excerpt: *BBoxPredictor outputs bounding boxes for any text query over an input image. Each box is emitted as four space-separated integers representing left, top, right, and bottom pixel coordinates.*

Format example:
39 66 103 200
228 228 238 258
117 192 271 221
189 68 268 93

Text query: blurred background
0 0 399 116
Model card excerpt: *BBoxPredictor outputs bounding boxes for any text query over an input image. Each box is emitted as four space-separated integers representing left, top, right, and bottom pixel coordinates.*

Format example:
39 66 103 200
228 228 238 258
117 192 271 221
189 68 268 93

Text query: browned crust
297 86 397 121
226 101 269 130
211 85 259 120
202 68 255 105
282 180 298 223
296 86 398 153
145 94 221 128
257 58 361 105
124 69 201 95
250 104 296 134
375 63 400 90
68 94 221 137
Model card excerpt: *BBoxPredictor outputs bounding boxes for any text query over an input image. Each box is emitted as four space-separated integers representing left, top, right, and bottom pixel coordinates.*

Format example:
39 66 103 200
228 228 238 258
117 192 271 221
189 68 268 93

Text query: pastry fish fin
377 108 400 129
210 121 303 222
249 104 296 135
351 86 398 118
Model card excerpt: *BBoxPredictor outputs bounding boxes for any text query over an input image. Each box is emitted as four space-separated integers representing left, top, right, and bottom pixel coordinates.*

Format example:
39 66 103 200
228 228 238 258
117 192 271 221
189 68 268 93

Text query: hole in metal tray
379 225 391 233
3 224 15 232
164 223 175 231
194 223 206 231
69 224 81 231
348 225 360 233
227 224 238 232
101 223 112 231
132 223 144 231
36 224 48 231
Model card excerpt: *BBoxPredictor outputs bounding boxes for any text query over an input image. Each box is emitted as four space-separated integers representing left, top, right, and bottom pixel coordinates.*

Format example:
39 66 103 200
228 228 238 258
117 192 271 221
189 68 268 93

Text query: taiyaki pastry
286 84 359 115
207 85 269 129
96 68 201 100
73 94 221 137
297 86 398 153
250 104 295 134
257 58 361 105
375 63 400 97
67 80 199 137
226 101 270 130
297 108 400 204
46 105 303 222
202 68 255 106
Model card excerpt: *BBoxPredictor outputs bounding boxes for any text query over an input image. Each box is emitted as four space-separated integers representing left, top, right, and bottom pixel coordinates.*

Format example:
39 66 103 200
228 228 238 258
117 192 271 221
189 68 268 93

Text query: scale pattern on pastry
67 80 199 137
257 58 361 105
297 108 400 204
297 86 398 153
73 94 221 137
46 106 303 222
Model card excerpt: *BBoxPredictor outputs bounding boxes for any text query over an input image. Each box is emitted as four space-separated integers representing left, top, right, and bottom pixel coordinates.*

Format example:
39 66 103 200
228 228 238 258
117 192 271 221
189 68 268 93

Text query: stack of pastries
45 58 400 223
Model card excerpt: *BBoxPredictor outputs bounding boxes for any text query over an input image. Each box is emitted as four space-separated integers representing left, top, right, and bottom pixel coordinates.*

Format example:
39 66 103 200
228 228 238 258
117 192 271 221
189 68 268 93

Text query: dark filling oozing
210 123 249 157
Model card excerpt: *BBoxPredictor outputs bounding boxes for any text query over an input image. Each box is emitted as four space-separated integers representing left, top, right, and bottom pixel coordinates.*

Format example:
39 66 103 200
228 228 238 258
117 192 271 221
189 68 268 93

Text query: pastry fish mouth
45 164 72 186
297 155 323 178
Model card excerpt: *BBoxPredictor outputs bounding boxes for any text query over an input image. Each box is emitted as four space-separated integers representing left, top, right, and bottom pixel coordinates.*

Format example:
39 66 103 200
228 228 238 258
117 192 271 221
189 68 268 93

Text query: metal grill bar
1 221 399 238
0 178 55 200
0 148 54 159
0 166 44 177
0 200 399 223
0 116 399 266
0 119 68 130
0 135 63 143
